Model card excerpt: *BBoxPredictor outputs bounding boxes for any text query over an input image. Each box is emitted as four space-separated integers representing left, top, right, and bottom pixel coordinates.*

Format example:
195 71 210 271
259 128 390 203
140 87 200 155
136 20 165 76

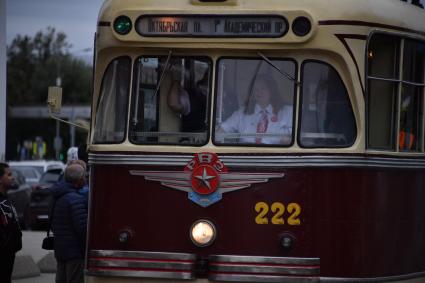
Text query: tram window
93 57 131 144
214 58 296 146
368 80 397 150
399 85 422 151
299 61 356 148
368 34 400 80
129 56 211 145
403 40 425 84
399 40 424 151
367 34 425 152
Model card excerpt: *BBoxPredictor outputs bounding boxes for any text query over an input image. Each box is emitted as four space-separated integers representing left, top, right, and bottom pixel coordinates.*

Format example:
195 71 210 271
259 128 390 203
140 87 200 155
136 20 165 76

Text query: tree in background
7 27 92 105
6 28 92 160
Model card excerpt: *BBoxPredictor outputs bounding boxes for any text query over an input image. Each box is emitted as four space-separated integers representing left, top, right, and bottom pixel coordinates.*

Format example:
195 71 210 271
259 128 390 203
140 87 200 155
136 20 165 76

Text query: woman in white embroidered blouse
217 74 293 145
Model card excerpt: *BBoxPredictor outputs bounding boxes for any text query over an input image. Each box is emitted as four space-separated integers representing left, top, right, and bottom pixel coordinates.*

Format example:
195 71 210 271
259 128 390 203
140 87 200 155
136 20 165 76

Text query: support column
0 0 6 161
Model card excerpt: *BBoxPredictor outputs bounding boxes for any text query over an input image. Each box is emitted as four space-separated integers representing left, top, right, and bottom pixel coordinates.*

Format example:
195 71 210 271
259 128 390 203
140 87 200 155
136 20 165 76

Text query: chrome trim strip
320 271 425 282
87 250 196 280
86 269 194 280
210 255 319 265
89 250 196 261
89 259 194 271
89 153 425 169
129 170 285 194
209 274 319 283
209 255 320 280
209 264 319 275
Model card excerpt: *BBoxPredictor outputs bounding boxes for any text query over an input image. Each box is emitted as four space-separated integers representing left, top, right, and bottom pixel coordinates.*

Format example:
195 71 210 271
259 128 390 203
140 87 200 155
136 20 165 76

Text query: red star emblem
191 165 219 195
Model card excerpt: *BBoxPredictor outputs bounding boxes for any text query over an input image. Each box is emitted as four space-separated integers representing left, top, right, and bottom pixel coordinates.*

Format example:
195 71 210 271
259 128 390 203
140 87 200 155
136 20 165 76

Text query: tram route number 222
255 202 302 225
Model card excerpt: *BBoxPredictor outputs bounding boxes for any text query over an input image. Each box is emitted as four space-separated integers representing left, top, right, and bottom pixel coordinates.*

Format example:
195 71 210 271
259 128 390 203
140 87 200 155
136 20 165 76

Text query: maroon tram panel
87 158 425 278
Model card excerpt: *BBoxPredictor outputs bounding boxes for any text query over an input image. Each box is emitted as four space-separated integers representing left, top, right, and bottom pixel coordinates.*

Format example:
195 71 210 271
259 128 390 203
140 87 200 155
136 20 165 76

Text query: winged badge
129 153 284 207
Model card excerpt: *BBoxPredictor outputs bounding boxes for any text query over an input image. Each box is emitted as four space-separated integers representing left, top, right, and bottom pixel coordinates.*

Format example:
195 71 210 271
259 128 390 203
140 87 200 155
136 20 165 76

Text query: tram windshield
214 58 296 146
93 55 357 148
130 56 211 145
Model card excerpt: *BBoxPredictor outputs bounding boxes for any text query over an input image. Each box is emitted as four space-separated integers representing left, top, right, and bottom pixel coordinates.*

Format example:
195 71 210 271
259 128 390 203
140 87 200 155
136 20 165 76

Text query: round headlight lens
190 220 216 247
114 16 132 35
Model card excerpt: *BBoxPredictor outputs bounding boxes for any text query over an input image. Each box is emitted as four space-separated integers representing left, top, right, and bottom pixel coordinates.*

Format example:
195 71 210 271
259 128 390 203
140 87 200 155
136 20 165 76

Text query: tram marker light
292 16 311 37
280 233 295 251
118 230 132 243
114 16 132 35
190 220 216 247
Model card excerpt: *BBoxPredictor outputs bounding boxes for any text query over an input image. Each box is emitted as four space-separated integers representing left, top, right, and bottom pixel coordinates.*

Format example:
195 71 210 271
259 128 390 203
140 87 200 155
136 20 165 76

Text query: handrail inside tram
152 49 173 98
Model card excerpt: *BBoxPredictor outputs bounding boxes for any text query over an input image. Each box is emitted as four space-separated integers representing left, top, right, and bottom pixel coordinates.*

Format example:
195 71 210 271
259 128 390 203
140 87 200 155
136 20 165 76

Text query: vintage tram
84 0 425 282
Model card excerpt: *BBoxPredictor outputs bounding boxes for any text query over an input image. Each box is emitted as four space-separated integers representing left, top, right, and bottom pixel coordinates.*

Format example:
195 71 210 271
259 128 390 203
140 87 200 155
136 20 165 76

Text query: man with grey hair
50 164 88 283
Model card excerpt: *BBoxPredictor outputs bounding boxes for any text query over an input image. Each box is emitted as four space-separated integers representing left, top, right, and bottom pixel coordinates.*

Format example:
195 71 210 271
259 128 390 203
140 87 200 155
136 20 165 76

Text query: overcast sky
6 0 104 55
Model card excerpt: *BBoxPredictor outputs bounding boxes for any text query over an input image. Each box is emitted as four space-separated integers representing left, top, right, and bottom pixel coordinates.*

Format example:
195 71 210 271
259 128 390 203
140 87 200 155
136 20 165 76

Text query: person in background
51 164 88 283
0 162 22 283
167 70 209 133
33 136 46 160
58 147 89 200
67 147 79 165
69 160 89 200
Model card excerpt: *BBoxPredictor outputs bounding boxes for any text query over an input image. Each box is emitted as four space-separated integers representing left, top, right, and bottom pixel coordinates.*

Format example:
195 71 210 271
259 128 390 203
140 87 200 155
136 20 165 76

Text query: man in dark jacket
51 163 87 283
0 162 22 283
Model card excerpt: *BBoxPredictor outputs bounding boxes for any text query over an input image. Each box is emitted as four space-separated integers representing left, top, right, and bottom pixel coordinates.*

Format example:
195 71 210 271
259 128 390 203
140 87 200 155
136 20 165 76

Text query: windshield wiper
153 50 173 97
257 52 300 85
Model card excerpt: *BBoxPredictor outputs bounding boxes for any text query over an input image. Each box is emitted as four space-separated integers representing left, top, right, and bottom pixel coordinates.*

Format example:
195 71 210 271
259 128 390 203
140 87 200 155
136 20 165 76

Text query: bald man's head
64 164 85 188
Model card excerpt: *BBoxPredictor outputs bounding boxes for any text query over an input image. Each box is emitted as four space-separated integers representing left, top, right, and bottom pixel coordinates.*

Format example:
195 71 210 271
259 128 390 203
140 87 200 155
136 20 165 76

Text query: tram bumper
86 250 320 282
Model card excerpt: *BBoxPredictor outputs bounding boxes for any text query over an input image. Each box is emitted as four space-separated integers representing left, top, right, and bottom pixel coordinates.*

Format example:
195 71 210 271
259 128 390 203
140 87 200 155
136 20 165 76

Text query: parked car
9 165 41 185
29 168 63 230
9 160 64 185
7 169 32 229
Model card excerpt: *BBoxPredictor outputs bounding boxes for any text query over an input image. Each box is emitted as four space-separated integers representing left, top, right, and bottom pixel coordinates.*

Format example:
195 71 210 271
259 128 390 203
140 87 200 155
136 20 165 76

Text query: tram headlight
190 220 216 247
114 15 132 35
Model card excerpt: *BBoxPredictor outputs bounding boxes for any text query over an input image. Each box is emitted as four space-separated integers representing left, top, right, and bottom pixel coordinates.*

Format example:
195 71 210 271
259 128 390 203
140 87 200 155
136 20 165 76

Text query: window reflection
367 34 424 152
300 61 356 147
214 58 296 146
130 56 211 145
93 57 131 144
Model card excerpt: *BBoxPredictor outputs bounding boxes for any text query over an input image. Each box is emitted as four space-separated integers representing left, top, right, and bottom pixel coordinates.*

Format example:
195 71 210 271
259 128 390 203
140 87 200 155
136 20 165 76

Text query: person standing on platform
0 162 22 283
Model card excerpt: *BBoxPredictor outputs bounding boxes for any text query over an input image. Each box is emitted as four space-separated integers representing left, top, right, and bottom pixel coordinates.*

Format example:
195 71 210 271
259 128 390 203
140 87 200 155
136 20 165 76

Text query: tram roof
98 0 425 35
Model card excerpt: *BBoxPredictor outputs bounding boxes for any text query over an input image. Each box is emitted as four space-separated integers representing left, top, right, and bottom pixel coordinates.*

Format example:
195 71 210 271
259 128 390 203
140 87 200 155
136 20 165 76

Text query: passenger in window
167 71 208 133
217 74 292 145
399 95 417 151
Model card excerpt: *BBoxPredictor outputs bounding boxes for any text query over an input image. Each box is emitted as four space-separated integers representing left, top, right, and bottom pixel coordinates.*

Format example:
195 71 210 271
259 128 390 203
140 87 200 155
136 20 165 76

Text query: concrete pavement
12 231 56 282
13 273 55 283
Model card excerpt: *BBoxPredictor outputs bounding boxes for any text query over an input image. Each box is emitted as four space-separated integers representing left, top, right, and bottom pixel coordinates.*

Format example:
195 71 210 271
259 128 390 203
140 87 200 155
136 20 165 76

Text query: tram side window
400 40 424 151
93 57 131 144
367 35 400 150
299 61 356 148
129 56 211 145
214 58 296 146
367 34 425 152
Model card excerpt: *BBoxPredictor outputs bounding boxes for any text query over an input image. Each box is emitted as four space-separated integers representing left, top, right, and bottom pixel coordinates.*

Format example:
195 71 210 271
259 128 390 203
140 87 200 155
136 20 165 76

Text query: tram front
86 0 425 283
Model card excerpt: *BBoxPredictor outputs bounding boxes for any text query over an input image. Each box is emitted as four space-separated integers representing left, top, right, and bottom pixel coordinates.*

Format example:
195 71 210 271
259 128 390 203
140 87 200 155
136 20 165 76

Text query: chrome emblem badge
130 153 284 207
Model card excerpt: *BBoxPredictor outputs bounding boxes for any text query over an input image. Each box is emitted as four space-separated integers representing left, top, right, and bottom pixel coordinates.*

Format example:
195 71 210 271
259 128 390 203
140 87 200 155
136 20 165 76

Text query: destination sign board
135 15 288 38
